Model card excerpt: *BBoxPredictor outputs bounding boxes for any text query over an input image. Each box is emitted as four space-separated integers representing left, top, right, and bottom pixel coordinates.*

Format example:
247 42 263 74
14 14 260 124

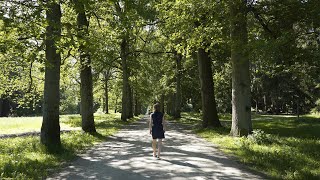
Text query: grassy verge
0 113 141 179
173 112 320 180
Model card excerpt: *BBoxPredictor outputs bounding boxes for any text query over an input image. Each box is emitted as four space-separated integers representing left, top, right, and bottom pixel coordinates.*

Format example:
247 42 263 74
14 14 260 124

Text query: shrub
247 129 273 145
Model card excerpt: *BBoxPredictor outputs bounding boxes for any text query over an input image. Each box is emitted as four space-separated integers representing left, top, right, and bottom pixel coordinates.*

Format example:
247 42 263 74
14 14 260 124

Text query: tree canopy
0 0 319 141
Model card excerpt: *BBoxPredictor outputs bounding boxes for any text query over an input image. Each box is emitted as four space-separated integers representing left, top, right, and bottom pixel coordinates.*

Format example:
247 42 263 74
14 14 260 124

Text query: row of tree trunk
166 0 252 136
40 0 253 148
191 0 252 135
40 0 96 148
93 0 252 137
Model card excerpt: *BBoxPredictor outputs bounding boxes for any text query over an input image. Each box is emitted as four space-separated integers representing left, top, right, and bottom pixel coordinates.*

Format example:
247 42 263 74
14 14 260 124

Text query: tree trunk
166 94 174 116
197 48 221 128
128 85 134 118
134 96 138 116
255 84 259 113
115 96 118 113
0 98 10 117
229 0 252 136
0 98 3 116
41 1 62 147
174 52 182 118
74 0 96 133
296 99 300 120
104 71 109 114
134 94 141 116
171 94 176 116
166 98 170 115
263 94 267 112
138 100 142 115
121 37 130 121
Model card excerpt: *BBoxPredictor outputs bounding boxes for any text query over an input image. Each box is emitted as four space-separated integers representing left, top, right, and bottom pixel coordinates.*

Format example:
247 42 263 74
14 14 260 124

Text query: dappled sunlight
259 114 296 118
251 117 273 120
49 116 264 180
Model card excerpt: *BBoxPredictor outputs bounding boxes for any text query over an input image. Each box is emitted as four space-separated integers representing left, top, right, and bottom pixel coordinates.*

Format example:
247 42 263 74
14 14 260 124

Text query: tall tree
40 1 62 147
104 70 110 114
110 0 158 120
247 0 320 115
197 48 221 128
174 52 182 118
113 1 132 121
156 0 223 126
128 85 134 118
74 0 96 133
120 37 131 121
229 0 252 136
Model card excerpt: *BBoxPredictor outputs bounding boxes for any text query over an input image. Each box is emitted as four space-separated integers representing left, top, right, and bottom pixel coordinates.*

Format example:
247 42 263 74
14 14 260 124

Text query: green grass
0 116 43 134
0 115 79 134
0 113 141 179
174 112 320 180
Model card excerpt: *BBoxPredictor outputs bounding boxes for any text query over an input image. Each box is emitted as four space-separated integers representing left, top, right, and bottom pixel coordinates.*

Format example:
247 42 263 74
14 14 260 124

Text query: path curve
48 116 266 180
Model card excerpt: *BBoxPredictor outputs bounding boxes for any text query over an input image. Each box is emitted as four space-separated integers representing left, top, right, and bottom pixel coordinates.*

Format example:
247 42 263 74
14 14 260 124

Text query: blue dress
151 112 165 139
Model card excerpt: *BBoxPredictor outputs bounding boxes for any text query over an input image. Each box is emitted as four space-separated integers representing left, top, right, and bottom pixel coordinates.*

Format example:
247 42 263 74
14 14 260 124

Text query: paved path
48 116 266 180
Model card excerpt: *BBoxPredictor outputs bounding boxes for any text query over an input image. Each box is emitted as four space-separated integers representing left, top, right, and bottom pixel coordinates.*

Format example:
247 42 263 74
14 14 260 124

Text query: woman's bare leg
152 139 157 156
157 139 162 158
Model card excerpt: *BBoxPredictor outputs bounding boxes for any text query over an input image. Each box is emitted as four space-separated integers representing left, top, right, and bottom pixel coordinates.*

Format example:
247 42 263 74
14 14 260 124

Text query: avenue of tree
0 0 319 147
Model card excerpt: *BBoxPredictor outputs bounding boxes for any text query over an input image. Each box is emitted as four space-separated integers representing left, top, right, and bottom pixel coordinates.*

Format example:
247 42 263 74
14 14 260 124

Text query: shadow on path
48 116 266 180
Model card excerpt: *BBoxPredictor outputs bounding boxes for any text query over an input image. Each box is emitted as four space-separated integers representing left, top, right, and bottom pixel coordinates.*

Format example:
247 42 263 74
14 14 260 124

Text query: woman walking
149 103 166 159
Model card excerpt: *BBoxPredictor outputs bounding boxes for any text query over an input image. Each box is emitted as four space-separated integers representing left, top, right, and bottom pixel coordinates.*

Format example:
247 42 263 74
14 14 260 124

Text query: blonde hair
153 103 161 112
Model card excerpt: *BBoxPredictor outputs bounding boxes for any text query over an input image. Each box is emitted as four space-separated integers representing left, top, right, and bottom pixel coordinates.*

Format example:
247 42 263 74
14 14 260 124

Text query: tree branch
27 60 34 93
61 48 73 65
247 4 277 39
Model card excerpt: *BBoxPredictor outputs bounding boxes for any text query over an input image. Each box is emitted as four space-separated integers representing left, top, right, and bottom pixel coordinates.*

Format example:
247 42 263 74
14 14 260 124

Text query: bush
181 103 193 112
60 103 79 115
310 99 320 114
247 129 273 145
